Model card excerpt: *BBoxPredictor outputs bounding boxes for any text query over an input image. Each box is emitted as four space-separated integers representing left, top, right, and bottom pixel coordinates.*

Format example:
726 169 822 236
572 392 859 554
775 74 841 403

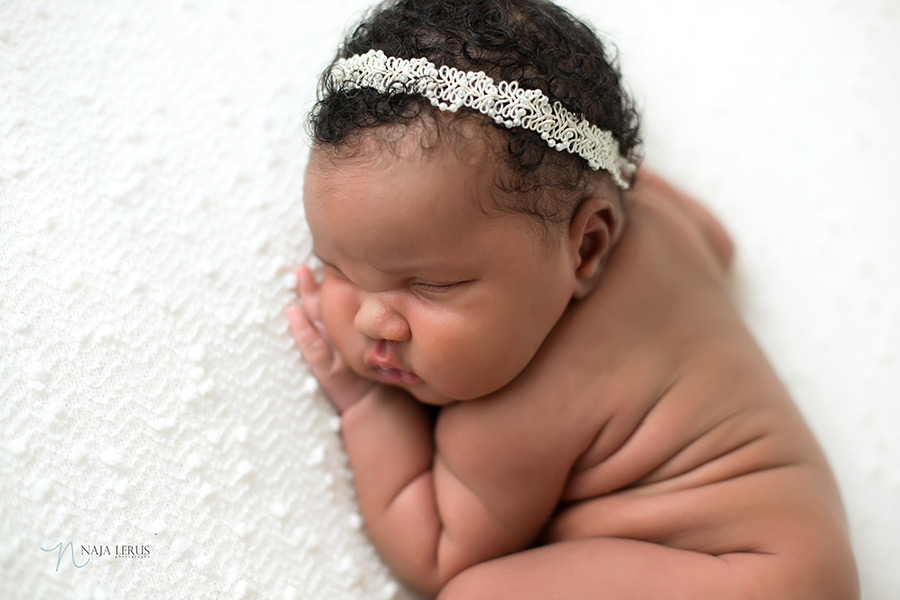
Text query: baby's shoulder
624 171 735 278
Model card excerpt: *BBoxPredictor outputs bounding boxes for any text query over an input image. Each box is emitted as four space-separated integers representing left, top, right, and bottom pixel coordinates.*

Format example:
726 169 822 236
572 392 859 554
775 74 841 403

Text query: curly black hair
308 0 641 224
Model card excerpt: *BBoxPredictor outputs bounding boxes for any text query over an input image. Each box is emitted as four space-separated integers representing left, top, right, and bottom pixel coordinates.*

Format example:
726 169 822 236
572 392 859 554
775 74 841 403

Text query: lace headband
326 49 634 189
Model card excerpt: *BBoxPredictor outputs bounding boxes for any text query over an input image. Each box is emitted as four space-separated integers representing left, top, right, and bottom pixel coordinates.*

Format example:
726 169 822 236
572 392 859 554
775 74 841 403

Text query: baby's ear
567 194 623 299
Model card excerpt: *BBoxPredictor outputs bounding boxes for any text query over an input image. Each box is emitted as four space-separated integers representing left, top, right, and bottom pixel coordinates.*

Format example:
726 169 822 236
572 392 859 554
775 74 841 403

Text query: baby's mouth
371 365 423 385
367 341 422 385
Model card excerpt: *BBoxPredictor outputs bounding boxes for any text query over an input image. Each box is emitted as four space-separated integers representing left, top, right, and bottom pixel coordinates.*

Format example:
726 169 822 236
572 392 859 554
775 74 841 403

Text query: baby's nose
353 294 411 342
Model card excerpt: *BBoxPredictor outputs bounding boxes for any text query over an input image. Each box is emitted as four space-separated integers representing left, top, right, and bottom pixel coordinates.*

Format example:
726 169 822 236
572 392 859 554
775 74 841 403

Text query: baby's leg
438 538 790 600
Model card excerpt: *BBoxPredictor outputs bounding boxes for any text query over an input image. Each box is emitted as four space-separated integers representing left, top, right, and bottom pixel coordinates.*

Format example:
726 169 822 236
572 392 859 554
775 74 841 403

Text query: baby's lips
372 365 423 386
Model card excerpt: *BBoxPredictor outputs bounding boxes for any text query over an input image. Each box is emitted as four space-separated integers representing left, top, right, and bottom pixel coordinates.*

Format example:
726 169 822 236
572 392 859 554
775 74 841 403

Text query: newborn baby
287 1 858 597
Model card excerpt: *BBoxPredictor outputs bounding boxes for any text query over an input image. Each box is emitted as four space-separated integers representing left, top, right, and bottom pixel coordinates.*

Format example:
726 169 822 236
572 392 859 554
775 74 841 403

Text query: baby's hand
287 266 375 413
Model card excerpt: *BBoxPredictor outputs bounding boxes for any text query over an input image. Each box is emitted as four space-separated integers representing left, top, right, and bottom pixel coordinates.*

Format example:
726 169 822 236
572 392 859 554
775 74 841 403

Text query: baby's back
542 178 856 591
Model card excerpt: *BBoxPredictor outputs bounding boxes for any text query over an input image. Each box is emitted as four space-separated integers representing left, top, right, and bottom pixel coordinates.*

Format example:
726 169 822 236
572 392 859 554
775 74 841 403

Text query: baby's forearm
340 385 447 594
341 387 537 596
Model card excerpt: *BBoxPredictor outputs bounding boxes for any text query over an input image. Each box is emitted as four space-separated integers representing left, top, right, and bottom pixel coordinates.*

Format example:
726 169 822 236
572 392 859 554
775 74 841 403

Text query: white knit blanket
2 1 898 598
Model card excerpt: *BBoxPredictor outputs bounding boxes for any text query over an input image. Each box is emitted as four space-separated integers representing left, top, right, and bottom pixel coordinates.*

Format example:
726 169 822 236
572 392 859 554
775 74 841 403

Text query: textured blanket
2 1 898 598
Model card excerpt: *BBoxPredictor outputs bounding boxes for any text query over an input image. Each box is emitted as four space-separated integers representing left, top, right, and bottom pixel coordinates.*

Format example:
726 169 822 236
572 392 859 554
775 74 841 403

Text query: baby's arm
287 268 567 596
286 268 435 584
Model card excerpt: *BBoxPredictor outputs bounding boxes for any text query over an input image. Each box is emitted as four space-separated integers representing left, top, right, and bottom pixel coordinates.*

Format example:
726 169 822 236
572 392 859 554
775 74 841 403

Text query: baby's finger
296 266 324 327
286 306 333 372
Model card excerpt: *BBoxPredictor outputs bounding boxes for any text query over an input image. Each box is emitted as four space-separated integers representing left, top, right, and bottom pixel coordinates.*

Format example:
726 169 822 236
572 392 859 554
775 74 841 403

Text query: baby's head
304 0 642 404
311 0 641 221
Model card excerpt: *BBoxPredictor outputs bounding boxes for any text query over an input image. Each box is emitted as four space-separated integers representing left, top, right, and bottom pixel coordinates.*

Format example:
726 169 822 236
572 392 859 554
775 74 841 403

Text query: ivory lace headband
326 49 634 189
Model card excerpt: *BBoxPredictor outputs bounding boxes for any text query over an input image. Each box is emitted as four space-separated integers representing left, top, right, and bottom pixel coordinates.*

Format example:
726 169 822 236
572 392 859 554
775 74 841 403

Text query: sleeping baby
286 0 858 597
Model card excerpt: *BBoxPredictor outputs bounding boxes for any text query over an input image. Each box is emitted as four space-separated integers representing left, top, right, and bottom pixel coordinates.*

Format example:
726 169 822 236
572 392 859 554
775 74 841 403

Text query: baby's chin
405 376 518 407
404 384 461 407
353 370 456 406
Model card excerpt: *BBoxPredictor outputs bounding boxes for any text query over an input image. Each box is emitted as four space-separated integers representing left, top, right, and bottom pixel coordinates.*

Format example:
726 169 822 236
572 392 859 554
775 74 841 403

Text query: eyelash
412 281 461 293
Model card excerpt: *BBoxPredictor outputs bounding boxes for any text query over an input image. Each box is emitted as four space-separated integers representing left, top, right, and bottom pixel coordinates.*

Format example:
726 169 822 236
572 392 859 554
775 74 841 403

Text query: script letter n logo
40 542 90 572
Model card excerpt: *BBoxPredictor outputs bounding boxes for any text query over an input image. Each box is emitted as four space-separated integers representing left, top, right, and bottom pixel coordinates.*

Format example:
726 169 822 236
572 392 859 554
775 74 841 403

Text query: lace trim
327 49 634 189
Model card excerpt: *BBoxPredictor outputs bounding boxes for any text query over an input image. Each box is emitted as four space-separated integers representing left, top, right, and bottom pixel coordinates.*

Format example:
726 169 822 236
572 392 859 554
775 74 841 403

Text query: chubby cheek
412 313 531 400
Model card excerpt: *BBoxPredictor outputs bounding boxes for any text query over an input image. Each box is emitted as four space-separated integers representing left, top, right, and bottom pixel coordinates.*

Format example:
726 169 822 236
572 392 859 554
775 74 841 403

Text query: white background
1 0 898 598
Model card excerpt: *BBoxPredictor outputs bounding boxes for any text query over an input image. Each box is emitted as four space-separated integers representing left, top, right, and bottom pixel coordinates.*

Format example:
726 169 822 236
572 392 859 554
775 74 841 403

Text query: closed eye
411 280 469 293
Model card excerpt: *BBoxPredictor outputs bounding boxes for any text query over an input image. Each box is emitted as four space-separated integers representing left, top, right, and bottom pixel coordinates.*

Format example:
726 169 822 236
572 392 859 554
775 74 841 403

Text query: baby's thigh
438 537 787 600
